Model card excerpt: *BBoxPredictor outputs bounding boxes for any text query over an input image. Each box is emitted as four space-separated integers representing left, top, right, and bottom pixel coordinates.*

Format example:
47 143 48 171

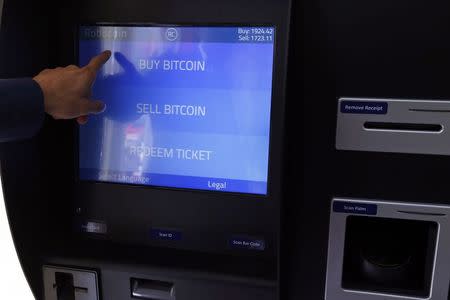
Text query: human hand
33 50 111 125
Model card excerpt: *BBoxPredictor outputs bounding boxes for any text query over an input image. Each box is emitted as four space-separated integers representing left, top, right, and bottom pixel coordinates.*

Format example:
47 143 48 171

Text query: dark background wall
287 0 450 299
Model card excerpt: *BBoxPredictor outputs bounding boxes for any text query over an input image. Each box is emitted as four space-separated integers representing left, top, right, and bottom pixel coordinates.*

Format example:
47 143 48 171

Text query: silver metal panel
325 198 450 300
336 97 450 155
43 266 99 300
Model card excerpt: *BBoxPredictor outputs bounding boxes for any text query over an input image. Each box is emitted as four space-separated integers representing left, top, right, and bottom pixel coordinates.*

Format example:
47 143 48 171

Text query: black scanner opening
342 216 437 297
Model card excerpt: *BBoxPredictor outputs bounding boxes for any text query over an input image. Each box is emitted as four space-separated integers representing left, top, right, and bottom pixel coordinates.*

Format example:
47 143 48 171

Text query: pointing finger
79 98 106 116
85 50 111 74
77 115 89 125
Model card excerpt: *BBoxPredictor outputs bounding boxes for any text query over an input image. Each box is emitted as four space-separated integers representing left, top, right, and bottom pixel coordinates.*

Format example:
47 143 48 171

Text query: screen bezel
72 17 288 260
75 23 278 198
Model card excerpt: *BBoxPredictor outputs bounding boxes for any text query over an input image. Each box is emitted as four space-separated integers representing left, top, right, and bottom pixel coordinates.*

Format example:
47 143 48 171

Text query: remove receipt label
340 101 388 115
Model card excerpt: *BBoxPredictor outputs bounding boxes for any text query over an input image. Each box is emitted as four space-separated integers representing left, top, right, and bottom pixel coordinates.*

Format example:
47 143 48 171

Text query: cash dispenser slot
131 278 175 300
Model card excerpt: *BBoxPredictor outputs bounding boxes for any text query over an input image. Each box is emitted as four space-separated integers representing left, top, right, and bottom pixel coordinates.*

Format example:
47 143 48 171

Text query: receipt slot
336 97 450 155
325 198 450 300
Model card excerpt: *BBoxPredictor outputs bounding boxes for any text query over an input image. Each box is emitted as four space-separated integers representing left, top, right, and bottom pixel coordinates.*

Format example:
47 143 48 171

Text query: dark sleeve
0 78 45 142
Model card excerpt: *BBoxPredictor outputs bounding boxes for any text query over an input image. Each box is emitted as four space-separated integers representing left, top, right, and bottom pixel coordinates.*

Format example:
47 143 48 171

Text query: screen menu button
207 179 227 191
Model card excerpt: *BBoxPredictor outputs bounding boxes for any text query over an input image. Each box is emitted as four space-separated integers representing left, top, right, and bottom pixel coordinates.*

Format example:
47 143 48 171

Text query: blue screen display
78 25 275 195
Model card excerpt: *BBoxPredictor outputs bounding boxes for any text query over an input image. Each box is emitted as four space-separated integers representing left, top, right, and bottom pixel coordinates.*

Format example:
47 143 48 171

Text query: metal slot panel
336 97 450 155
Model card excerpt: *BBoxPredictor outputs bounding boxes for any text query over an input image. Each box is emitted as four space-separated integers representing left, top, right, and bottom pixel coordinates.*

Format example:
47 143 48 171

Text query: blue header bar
80 25 275 44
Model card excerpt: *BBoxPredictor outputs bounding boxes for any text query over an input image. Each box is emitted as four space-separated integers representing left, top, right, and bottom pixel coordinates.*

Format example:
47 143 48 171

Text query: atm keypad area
0 0 291 300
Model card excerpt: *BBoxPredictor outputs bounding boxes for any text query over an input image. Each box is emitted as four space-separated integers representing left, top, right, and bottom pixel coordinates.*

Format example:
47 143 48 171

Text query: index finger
85 50 112 73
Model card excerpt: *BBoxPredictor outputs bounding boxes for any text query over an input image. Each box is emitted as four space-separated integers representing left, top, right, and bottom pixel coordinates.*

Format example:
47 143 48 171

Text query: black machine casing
0 0 291 299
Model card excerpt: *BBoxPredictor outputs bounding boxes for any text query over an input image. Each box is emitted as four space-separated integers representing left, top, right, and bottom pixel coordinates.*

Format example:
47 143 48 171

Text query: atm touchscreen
78 25 276 195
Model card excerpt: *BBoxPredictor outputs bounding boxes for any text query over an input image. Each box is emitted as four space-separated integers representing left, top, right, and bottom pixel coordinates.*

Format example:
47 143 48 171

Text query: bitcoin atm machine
288 0 450 299
0 0 291 299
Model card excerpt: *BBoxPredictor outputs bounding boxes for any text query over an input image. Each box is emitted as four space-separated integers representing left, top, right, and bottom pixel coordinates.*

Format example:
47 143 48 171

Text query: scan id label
150 228 183 241
333 201 378 215
340 100 388 115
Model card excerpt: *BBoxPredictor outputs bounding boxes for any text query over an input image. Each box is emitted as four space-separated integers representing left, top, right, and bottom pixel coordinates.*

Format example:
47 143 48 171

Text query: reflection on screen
78 25 275 195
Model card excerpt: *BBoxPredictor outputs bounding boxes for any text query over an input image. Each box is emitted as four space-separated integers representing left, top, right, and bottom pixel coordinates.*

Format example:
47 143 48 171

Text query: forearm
0 78 44 142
